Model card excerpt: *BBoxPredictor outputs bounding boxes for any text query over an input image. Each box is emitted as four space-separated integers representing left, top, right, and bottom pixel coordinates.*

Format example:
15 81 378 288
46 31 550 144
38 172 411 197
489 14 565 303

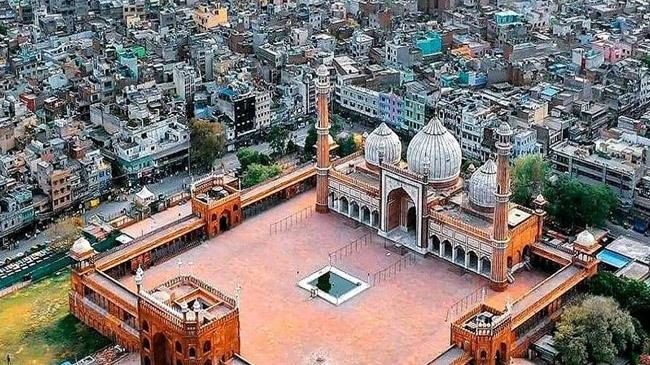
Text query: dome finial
134 266 144 291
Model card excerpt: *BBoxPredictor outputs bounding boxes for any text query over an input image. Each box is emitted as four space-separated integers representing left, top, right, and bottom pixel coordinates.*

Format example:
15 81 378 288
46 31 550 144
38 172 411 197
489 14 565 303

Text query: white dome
365 122 401 166
407 116 462 183
70 237 92 255
468 160 497 209
575 230 595 247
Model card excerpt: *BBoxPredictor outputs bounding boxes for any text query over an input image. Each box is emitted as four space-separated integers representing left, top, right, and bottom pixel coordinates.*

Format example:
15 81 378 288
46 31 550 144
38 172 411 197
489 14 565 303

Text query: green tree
286 139 299 154
511 154 549 207
241 163 281 188
644 55 650 68
337 134 360 157
330 114 343 136
268 125 290 155
236 148 270 171
190 119 226 172
555 296 640 365
316 272 332 292
545 176 618 229
589 272 650 331
303 125 318 160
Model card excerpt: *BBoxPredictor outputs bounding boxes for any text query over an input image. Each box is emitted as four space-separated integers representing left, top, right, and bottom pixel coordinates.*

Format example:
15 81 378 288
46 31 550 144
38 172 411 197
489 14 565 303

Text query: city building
193 3 228 32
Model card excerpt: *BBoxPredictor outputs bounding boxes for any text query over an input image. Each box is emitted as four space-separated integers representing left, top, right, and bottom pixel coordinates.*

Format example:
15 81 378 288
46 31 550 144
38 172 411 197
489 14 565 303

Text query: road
604 221 650 243
0 123 364 262
0 172 196 261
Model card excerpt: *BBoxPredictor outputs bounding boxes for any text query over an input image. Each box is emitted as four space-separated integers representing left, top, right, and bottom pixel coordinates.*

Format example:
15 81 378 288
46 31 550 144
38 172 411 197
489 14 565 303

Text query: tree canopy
554 295 640 365
509 154 618 229
511 154 549 206
588 272 650 331
544 175 618 229
236 147 271 171
302 125 317 160
241 163 281 188
337 134 361 157
189 119 226 172
268 126 290 155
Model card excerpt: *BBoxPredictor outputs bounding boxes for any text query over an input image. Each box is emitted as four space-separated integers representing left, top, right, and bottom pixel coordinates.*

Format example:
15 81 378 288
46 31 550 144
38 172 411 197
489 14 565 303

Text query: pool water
310 271 359 298
596 249 631 269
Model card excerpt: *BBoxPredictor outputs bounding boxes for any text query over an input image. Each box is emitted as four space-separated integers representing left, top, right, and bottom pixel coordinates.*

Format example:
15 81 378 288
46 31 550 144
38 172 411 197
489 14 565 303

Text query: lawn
0 270 111 364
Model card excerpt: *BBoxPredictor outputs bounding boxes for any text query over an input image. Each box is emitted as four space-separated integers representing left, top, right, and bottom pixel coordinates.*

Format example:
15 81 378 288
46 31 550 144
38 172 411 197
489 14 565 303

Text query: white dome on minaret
406 116 462 184
468 159 497 209
365 122 401 166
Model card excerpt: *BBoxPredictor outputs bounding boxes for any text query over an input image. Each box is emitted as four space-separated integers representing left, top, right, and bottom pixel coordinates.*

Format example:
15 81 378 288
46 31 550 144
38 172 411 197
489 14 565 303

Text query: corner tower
315 65 331 213
491 122 513 291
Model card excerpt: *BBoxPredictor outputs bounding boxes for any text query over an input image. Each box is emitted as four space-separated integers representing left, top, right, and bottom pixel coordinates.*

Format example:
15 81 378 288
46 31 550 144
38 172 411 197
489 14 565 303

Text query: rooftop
605 236 650 265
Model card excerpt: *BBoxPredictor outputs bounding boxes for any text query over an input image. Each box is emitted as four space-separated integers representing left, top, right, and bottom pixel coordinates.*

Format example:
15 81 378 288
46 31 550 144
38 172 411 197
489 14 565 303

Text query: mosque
66 65 598 365
315 65 543 291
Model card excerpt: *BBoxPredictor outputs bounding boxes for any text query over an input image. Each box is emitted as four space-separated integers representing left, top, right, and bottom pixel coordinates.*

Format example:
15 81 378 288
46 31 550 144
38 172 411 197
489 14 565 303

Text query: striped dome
468 159 497 209
365 122 401 166
406 116 462 183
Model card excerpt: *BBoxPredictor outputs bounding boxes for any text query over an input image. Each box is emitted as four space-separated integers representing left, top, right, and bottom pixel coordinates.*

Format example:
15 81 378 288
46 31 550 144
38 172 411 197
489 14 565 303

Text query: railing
91 215 196 263
331 150 364 167
157 275 237 308
511 265 586 327
445 285 488 322
139 294 187 333
429 210 492 241
328 233 376 264
195 191 240 209
240 162 313 195
381 162 427 183
168 190 190 207
329 170 380 196
449 309 512 338
268 205 314 235
370 252 417 286
198 309 239 336
0 280 31 298
92 271 139 311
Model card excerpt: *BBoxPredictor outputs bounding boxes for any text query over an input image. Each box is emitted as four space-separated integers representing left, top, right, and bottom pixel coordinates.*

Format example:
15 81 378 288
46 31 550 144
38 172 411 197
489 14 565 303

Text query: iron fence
328 233 377 265
445 285 488 322
268 205 314 235
370 252 417 286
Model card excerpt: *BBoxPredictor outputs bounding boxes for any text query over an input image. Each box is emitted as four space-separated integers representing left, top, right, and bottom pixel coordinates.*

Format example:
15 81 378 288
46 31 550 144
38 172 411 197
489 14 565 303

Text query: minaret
315 65 331 214
490 122 513 291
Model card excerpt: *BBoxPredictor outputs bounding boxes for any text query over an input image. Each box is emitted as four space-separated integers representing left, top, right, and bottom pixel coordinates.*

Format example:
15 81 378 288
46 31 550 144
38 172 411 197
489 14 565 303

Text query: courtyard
120 190 546 365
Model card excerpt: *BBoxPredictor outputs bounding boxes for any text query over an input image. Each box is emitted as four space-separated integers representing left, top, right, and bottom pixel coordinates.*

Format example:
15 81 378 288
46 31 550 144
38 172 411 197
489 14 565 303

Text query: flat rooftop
605 236 650 265
119 191 546 365
121 203 192 239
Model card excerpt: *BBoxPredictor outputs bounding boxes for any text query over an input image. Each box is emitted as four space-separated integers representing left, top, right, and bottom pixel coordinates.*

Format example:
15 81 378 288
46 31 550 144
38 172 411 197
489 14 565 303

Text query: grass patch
0 270 111 364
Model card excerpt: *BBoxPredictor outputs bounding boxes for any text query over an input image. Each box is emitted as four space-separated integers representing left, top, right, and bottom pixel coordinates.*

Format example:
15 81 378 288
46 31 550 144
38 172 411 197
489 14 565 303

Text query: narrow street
1 122 372 262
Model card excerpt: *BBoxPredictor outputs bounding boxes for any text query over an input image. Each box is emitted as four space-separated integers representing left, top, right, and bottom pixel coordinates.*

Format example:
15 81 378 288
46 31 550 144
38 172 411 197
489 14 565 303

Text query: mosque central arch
385 187 418 241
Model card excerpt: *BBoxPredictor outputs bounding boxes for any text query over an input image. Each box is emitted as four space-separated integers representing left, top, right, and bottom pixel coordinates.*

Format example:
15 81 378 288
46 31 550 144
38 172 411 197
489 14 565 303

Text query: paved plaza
121 190 546 365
